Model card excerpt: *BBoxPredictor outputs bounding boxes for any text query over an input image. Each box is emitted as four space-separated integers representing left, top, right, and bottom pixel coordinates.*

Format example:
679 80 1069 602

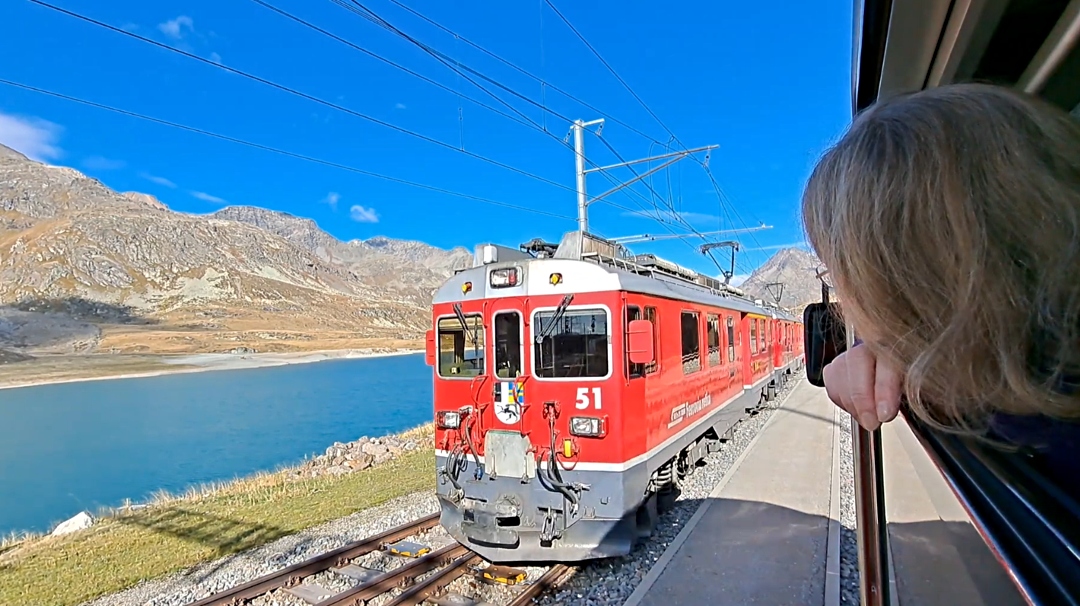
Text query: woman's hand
822 344 903 431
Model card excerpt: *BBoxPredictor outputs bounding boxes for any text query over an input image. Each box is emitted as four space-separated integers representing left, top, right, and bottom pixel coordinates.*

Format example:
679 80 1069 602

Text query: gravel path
536 371 807 606
83 372 811 606
838 407 860 605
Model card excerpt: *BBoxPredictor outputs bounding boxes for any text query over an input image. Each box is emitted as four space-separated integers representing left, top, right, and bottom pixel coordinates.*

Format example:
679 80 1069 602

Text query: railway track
186 513 573 606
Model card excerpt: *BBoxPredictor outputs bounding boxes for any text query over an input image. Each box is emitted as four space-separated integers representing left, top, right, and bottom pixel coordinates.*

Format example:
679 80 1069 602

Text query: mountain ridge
0 143 469 355
738 247 824 314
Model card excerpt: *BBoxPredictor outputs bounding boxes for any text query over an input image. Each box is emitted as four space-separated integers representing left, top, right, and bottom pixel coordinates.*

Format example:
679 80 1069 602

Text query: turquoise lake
0 353 432 536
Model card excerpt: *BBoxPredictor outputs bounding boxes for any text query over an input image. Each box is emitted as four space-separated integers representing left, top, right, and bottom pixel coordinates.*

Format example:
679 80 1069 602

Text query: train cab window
493 311 522 379
644 306 658 374
437 315 485 378
681 311 701 374
727 316 736 362
626 305 644 379
533 308 609 378
706 314 721 367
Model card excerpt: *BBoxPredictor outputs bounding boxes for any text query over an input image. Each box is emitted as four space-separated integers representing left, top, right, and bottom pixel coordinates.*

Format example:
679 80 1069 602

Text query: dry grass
97 325 422 355
0 424 436 606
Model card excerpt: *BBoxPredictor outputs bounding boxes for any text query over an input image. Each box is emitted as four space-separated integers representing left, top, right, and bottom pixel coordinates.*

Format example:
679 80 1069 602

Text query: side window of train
706 313 721 367
644 306 658 375
750 318 758 353
493 311 522 379
626 305 644 379
437 315 485 378
533 307 610 379
760 319 767 353
681 310 701 374
726 316 736 362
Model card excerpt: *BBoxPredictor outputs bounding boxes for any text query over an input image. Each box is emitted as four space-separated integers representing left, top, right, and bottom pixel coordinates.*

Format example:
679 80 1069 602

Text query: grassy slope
0 440 435 606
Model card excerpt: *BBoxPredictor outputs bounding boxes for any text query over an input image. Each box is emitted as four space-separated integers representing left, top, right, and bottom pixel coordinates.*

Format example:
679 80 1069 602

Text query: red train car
425 231 804 562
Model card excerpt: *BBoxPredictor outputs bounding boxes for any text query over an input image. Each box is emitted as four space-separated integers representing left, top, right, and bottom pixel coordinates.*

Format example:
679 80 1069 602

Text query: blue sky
0 0 853 283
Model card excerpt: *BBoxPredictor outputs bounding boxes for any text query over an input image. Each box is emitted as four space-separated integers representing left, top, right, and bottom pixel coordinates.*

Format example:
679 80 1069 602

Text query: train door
487 299 527 435
429 300 490 459
726 313 739 389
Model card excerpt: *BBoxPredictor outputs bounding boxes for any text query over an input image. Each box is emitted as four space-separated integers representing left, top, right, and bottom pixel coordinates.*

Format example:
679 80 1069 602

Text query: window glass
644 306 658 374
750 318 757 353
727 316 736 362
438 315 484 377
707 313 721 367
627 306 644 379
681 311 701 374
494 312 522 379
533 308 609 378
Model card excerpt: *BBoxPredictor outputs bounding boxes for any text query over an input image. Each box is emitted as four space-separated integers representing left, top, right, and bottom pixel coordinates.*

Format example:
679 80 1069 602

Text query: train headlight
569 416 604 437
489 267 519 288
437 411 461 429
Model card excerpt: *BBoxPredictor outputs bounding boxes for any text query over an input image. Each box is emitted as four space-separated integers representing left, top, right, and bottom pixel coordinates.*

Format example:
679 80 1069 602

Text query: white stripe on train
434 373 778 473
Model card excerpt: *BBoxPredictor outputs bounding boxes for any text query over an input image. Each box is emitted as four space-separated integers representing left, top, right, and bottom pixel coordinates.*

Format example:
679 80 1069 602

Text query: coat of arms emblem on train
495 379 525 425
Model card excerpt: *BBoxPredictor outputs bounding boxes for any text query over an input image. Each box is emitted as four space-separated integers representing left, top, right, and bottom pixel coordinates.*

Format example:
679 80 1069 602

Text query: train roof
434 229 800 321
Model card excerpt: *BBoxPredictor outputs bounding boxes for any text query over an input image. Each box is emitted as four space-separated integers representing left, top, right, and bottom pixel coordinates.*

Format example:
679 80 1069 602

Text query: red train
425 230 804 562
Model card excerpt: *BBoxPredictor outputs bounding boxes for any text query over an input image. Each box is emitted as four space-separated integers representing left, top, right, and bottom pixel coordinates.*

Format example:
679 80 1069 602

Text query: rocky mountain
739 247 824 314
0 144 471 354
209 206 472 297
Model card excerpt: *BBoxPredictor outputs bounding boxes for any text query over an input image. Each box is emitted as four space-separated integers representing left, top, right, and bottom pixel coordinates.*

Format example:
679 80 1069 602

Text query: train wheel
635 494 659 540
657 482 681 514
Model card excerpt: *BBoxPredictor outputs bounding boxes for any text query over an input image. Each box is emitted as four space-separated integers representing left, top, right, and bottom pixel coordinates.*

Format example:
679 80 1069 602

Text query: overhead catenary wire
378 0 671 147
26 0 579 196
312 0 681 226
0 78 577 221
541 0 768 271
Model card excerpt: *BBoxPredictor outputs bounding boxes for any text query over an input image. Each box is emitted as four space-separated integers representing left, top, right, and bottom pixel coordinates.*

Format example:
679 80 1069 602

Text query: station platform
880 410 1025 606
625 378 840 606
622 378 1028 606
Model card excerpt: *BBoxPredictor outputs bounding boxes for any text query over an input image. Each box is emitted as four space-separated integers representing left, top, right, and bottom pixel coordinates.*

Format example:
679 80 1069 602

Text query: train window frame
436 314 485 379
706 313 721 367
681 310 702 375
626 304 645 379
761 319 768 353
727 316 736 362
530 304 612 382
492 310 524 379
750 317 758 353
644 306 659 375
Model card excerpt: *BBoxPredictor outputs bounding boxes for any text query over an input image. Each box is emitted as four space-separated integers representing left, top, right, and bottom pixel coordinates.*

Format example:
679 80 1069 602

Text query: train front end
425 243 647 563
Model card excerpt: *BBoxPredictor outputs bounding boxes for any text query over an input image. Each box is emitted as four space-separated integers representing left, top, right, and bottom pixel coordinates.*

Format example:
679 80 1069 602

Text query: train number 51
575 387 603 410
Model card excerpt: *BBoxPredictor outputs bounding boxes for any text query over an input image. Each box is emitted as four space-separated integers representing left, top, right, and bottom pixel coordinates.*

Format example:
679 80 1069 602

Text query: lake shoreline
0 348 424 391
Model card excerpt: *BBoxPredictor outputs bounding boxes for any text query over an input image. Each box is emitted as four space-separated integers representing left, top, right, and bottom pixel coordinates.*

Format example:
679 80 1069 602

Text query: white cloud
191 190 226 204
395 103 407 110
322 192 340 210
158 15 194 39
140 172 177 188
743 241 809 252
0 111 63 162
83 155 126 170
728 274 750 287
620 209 721 225
349 205 379 223
209 52 222 64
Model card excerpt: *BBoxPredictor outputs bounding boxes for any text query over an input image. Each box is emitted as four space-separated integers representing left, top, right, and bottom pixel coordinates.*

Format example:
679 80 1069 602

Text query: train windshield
533 308 609 378
493 311 523 378
437 315 484 377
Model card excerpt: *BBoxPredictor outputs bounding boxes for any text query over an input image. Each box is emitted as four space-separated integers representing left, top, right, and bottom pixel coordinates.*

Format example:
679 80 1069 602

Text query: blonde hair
802 83 1080 434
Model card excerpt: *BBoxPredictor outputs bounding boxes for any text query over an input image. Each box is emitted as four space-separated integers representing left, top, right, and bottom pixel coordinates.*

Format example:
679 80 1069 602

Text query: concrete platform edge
621 381 803 606
825 404 842 606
